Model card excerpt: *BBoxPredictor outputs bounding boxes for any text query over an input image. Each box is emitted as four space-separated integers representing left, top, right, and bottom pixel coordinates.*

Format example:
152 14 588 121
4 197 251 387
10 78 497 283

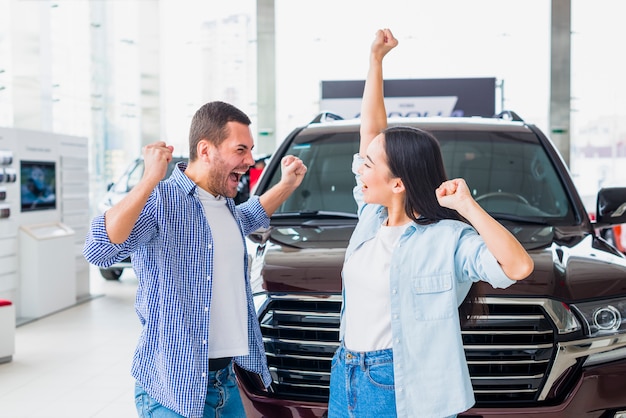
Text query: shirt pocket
411 273 455 320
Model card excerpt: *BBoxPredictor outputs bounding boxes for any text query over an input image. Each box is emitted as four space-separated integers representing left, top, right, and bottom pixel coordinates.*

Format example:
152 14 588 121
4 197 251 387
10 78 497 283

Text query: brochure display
19 222 76 318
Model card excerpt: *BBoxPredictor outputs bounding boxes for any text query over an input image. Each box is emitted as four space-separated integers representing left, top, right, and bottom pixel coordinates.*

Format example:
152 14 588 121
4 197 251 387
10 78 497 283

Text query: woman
327 29 534 418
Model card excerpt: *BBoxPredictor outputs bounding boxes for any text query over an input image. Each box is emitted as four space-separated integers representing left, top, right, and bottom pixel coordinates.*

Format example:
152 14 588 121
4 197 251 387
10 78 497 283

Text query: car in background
96 155 188 280
234 155 271 204
237 111 626 417
97 155 188 215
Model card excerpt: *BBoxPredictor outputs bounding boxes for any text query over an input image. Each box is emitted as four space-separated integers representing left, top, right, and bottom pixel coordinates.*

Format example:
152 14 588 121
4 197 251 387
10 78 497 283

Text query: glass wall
0 0 624 217
570 0 626 209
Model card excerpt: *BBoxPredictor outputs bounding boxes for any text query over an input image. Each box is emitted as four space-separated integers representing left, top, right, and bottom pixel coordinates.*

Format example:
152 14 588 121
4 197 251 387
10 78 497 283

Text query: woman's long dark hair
382 126 486 324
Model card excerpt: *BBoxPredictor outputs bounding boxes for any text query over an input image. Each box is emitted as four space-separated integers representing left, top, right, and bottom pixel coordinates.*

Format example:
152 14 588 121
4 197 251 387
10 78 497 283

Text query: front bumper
238 359 626 418
466 359 626 417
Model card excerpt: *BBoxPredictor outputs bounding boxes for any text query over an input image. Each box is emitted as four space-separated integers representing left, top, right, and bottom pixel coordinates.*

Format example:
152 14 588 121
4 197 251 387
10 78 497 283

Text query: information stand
19 222 76 319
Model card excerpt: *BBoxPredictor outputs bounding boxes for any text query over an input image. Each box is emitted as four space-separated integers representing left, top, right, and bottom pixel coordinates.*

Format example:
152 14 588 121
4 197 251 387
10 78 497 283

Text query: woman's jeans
328 344 397 418
134 362 245 418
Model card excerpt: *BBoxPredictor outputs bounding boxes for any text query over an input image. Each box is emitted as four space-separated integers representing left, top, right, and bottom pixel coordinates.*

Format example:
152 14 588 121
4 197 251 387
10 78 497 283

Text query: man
83 101 307 417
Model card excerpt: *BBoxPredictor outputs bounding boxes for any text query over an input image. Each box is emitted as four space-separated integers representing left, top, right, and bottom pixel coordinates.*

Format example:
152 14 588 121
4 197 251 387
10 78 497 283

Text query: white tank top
197 187 248 358
343 220 408 351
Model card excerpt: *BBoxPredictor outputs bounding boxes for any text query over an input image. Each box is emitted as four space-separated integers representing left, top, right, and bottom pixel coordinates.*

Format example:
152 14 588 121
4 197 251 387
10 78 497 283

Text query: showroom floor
0 267 140 418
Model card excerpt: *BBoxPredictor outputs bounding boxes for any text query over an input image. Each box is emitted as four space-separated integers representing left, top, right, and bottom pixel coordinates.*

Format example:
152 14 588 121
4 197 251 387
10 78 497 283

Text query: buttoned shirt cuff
86 214 129 258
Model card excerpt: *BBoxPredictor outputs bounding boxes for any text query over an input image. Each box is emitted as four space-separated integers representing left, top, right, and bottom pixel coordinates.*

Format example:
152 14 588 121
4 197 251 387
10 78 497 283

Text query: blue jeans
328 344 397 418
134 362 246 418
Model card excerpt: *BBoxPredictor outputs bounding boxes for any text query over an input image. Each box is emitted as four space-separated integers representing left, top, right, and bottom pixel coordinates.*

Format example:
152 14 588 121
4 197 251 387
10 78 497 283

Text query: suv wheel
99 267 123 281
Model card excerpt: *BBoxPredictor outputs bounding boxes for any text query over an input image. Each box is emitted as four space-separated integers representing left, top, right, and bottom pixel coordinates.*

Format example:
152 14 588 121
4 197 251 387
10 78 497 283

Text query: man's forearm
259 182 297 217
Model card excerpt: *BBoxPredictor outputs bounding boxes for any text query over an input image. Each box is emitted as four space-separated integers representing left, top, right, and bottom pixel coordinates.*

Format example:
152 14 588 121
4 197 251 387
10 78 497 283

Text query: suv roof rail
309 111 344 124
494 110 524 122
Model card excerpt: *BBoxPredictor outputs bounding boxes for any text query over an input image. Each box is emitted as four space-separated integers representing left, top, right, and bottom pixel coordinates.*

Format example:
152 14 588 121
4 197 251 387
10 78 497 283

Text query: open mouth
229 170 246 184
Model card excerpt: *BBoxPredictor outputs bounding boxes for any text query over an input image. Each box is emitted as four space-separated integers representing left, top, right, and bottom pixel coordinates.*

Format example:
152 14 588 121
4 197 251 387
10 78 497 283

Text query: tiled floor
0 267 141 418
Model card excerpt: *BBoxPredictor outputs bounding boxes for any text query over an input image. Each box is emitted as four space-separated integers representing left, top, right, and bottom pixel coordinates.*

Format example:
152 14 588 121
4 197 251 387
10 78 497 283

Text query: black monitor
20 160 56 212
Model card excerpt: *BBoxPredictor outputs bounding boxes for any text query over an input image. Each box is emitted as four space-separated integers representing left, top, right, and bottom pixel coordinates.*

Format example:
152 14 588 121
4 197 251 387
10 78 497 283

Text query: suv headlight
571 297 626 337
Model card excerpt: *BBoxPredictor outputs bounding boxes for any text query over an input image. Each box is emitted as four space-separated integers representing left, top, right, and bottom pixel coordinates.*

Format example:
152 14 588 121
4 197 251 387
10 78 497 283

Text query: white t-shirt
343 220 408 351
197 187 248 358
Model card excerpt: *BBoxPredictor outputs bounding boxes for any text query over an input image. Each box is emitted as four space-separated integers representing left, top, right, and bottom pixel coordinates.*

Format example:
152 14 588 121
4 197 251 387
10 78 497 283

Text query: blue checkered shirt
83 162 271 417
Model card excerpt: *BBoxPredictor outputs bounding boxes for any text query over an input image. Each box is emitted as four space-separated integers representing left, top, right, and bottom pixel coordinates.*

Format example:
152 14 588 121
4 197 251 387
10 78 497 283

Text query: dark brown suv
237 112 626 417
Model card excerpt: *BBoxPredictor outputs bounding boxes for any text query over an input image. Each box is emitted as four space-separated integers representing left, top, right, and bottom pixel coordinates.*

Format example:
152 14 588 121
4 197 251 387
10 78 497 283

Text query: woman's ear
392 178 405 194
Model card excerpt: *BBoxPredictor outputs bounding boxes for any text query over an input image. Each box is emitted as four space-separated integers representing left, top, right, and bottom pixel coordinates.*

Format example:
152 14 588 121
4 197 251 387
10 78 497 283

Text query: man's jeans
134 362 246 418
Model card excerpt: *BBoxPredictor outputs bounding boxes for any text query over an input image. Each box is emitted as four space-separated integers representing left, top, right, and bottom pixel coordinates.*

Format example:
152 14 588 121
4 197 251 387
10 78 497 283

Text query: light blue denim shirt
341 154 516 418
83 162 272 418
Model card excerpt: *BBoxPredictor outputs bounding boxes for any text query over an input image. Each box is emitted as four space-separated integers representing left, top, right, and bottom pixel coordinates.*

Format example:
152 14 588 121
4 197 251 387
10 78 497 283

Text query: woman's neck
386 204 413 226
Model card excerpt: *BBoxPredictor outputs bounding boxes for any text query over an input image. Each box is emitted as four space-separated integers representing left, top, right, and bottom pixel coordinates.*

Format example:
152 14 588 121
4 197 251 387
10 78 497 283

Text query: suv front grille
258 296 556 405
463 302 555 404
260 298 340 400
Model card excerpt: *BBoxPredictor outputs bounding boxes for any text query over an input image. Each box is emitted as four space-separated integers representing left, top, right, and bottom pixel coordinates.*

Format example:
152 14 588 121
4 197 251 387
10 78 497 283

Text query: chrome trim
483 297 580 334
462 329 553 335
266 352 334 361
463 343 553 350
474 389 538 394
267 293 343 302
261 324 338 332
583 346 626 367
262 337 339 347
269 367 330 377
467 359 550 365
473 314 545 321
538 332 626 400
275 381 328 389
471 374 545 380
265 295 575 330
271 310 340 318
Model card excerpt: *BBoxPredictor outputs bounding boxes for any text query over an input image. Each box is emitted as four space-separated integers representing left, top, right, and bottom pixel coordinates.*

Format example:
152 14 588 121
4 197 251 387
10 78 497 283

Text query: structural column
138 0 161 147
11 1 53 131
256 0 276 154
550 0 571 166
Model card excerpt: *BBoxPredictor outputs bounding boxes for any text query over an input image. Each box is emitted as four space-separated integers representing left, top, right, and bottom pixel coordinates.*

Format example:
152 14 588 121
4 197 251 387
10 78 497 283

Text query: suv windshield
264 128 575 224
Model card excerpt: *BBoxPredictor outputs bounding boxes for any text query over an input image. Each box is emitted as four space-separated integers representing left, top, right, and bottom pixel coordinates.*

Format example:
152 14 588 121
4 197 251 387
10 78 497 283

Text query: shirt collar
171 161 198 196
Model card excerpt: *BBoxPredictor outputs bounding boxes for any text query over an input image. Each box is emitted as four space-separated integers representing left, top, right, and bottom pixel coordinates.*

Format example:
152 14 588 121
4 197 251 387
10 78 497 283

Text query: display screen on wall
20 160 56 212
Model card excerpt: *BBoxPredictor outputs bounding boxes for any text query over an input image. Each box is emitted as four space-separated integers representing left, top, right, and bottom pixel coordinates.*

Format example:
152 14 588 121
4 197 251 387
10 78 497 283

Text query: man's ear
392 178 405 194
196 139 213 162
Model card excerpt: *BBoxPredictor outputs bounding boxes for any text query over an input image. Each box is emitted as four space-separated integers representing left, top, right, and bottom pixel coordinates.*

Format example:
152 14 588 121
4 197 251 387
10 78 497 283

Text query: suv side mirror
597 187 626 226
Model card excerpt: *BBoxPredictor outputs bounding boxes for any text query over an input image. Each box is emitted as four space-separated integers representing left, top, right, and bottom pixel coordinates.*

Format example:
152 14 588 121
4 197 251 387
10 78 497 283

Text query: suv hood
248 222 354 294
249 223 626 301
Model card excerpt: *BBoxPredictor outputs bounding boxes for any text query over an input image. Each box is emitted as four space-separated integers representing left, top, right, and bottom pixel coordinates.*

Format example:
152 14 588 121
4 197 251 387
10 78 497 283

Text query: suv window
264 131 359 214
438 130 574 222
262 128 574 223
